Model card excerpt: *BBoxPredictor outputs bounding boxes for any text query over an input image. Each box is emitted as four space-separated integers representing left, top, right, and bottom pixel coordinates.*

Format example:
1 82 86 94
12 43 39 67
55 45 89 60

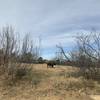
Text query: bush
15 67 27 79
15 65 33 80
65 68 100 81
53 78 95 93
81 68 100 80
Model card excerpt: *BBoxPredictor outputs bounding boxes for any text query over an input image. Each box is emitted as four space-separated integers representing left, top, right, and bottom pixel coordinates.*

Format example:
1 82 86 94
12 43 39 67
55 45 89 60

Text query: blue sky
0 0 100 59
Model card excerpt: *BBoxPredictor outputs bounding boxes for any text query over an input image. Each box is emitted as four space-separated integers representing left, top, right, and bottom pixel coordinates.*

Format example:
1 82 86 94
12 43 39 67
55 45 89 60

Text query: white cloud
0 0 100 58
42 33 76 49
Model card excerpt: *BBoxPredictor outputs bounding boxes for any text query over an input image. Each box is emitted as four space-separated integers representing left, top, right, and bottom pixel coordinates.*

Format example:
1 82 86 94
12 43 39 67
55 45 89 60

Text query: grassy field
0 64 100 100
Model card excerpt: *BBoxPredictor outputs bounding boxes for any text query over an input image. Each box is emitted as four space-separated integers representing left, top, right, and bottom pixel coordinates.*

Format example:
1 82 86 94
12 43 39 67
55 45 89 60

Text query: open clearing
0 64 99 100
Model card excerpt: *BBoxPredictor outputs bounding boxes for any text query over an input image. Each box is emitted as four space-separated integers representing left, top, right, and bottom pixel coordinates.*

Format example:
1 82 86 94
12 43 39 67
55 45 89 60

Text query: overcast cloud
0 0 100 59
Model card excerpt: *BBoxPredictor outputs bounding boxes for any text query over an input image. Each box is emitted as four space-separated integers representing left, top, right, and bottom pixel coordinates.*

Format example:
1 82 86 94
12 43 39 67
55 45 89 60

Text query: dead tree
21 33 39 63
0 26 19 67
75 32 100 79
56 45 70 61
0 26 20 81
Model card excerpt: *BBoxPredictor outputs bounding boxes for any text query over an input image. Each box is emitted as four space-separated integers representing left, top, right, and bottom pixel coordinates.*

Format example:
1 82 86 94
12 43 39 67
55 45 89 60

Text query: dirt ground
0 64 99 100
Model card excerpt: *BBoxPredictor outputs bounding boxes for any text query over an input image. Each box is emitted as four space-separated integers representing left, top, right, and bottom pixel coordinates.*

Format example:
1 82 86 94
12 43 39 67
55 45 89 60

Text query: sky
0 0 100 59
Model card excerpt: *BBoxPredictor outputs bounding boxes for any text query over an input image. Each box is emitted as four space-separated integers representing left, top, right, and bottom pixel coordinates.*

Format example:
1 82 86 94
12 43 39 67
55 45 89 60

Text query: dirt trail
90 95 100 100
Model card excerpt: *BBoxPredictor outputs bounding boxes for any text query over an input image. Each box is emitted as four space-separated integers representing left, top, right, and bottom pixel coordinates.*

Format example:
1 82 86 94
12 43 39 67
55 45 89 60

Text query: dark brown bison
47 61 56 68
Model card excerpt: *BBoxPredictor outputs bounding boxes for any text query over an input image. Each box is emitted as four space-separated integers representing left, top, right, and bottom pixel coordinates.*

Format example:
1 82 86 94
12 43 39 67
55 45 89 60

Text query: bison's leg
47 64 48 68
47 64 49 68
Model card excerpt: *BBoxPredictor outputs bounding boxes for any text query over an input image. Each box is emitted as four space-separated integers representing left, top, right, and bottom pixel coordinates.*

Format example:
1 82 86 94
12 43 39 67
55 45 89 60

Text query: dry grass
0 64 99 100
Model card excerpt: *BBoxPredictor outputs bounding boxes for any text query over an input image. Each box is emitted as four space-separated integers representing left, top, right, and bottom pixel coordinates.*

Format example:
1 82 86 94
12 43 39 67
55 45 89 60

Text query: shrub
15 67 27 79
15 65 33 80
53 78 95 93
81 68 100 80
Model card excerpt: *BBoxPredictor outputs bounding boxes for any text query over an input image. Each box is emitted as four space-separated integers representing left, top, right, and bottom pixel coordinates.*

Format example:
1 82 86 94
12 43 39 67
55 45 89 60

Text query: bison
47 61 56 68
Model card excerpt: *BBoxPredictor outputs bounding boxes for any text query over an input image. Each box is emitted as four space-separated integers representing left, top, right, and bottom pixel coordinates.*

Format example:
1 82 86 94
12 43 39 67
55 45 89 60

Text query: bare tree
74 32 100 79
21 33 39 63
56 45 70 61
0 25 21 81
76 32 100 65
56 32 100 79
0 26 20 67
